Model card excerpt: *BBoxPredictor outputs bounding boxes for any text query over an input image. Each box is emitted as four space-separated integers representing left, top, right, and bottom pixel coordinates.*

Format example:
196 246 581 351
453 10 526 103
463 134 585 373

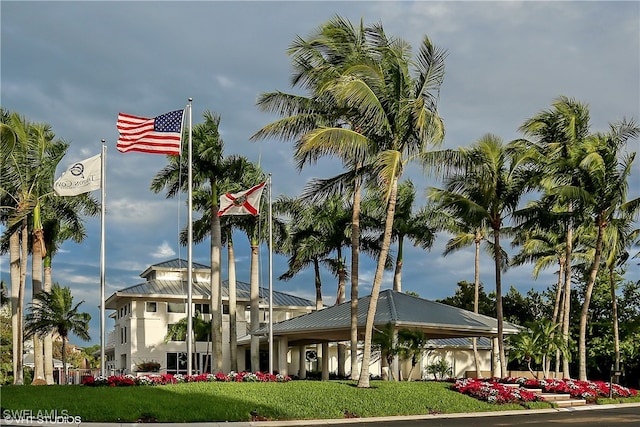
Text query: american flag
116 109 184 155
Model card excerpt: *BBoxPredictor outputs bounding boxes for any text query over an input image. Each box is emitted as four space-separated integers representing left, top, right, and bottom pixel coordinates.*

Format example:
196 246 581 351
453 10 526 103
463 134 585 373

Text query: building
105 259 519 379
104 259 314 374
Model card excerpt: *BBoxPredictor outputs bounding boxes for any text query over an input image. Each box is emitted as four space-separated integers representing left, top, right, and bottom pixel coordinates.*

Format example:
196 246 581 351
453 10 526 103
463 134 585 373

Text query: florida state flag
218 182 266 216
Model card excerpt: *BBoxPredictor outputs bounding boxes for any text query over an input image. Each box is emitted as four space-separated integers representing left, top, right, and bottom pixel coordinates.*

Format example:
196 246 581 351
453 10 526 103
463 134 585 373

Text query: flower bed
501 377 638 400
82 371 291 387
451 378 542 404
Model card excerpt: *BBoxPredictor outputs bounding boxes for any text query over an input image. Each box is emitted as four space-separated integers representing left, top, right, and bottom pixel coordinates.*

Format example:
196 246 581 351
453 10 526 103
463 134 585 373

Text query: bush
425 358 453 380
135 361 161 372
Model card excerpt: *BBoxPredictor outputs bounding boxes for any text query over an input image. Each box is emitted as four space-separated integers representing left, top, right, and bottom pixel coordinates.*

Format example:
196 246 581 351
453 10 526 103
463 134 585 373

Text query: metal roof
106 278 314 309
427 337 492 349
253 289 522 344
151 258 211 270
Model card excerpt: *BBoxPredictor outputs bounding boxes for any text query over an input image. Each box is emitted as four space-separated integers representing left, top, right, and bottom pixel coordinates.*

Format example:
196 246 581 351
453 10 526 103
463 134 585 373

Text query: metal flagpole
100 139 106 377
187 99 193 376
268 173 273 374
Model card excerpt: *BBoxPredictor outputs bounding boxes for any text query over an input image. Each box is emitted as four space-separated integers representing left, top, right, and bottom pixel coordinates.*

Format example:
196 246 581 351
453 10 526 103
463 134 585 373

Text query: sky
1 1 639 346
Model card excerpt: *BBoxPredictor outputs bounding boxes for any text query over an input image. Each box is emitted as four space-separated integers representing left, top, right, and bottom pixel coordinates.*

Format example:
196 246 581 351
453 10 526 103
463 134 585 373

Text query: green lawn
1 380 556 423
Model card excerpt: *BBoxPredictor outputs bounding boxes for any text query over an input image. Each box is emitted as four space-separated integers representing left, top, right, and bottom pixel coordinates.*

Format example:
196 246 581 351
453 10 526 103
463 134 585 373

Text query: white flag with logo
54 154 102 196
218 182 266 216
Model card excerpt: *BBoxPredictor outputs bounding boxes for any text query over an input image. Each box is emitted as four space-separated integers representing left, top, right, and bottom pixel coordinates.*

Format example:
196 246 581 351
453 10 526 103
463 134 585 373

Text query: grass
3 380 639 423
0 380 558 423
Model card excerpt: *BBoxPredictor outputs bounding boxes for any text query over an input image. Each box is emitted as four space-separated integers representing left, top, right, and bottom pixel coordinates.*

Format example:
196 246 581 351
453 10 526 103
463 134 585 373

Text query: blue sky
2 1 639 346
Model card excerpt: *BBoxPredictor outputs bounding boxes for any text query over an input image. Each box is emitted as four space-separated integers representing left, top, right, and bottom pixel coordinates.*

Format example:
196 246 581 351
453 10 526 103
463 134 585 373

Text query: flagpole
100 139 106 377
268 174 273 374
187 99 193 376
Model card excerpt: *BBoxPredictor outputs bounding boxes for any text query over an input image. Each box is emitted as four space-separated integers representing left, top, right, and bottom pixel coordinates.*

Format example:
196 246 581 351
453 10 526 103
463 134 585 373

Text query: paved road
344 405 640 427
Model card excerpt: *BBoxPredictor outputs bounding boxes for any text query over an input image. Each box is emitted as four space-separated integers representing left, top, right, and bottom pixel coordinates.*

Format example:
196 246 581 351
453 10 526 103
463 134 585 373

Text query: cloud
152 242 176 259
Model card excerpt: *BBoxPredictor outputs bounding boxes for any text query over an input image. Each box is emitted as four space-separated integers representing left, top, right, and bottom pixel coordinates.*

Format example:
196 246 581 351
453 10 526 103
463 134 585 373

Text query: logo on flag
218 182 266 216
116 109 184 155
54 154 102 196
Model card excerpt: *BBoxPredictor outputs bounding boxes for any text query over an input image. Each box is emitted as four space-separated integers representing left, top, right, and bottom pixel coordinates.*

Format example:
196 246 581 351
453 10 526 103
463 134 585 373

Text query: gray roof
150 258 211 270
253 289 521 344
106 278 314 309
427 337 492 349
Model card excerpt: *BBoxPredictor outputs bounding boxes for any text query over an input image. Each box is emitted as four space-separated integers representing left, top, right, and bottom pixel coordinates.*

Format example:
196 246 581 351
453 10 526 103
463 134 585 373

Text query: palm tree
575 120 639 380
508 319 569 379
396 328 428 381
1 111 72 383
38 193 99 384
433 198 492 378
601 211 639 374
518 96 591 377
152 111 246 373
252 17 379 380
253 18 445 386
429 135 530 377
302 23 446 388
24 283 91 384
372 322 398 381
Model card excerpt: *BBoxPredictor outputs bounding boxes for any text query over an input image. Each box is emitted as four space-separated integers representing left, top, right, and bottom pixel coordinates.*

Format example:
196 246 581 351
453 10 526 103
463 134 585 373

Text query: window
166 352 210 375
120 327 127 344
194 303 210 314
145 302 157 313
223 304 229 315
167 302 185 313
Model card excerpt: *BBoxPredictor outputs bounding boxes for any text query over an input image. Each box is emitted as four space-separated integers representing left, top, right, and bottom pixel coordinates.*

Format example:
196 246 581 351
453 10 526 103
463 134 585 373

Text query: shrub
135 360 161 372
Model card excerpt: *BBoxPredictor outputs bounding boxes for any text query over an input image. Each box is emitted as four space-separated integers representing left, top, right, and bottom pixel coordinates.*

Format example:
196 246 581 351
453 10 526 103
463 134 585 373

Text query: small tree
24 284 90 384
425 357 453 380
372 322 398 381
508 319 569 378
397 328 428 381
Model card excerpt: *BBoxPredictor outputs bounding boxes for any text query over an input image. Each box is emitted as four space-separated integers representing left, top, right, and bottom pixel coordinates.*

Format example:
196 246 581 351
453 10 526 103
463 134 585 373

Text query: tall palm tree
429 135 530 377
152 111 247 373
252 17 377 380
24 283 91 384
220 163 266 373
518 96 591 377
601 211 639 374
319 25 446 388
438 213 491 378
1 111 71 383
575 120 639 380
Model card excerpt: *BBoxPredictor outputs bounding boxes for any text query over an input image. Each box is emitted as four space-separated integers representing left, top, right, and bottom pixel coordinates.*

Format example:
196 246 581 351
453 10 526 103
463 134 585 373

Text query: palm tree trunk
393 235 404 292
61 338 67 385
43 262 54 384
578 221 605 380
211 201 223 373
493 228 507 377
313 259 323 310
18 221 29 383
250 242 260 372
562 209 573 378
228 237 238 372
350 174 362 380
472 237 481 378
336 256 346 378
10 229 23 385
547 261 564 377
32 226 45 381
609 264 620 376
357 177 399 388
